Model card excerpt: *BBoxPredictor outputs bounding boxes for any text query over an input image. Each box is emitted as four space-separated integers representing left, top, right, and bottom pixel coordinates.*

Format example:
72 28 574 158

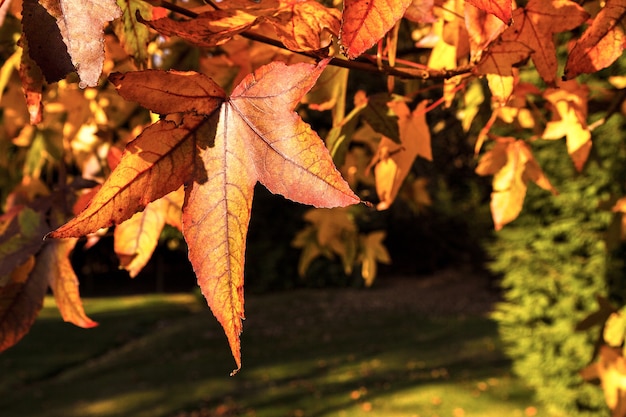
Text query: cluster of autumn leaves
0 0 625 378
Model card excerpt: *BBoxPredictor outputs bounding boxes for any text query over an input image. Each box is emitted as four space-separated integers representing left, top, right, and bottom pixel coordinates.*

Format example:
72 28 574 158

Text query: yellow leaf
589 346 626 412
480 139 556 230
291 225 325 277
360 231 391 286
372 100 431 210
114 188 183 278
269 0 341 52
604 313 626 347
613 197 626 213
542 80 591 171
486 73 515 106
44 239 97 328
300 207 358 275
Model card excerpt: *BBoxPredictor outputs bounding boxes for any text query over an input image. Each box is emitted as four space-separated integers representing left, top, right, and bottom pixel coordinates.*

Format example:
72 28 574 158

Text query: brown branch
140 0 475 81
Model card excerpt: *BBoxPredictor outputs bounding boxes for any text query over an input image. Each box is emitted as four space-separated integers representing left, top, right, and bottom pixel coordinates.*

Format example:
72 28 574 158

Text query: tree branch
140 0 475 81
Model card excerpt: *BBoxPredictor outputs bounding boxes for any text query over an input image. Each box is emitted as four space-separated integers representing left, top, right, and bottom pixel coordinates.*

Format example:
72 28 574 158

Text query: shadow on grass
0 284 540 417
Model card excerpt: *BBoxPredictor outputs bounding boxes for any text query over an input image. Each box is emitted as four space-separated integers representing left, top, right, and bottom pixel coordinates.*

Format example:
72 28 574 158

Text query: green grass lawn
0 283 543 417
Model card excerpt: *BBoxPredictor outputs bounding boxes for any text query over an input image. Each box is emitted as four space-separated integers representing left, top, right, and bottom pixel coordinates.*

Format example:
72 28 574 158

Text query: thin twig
589 88 626 132
140 0 476 81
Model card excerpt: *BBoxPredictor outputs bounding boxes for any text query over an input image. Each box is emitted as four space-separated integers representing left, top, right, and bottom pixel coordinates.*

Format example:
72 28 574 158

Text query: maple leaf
18 39 44 125
114 188 184 277
324 92 368 167
580 346 626 414
498 0 589 85
369 100 432 210
475 39 534 78
139 9 262 49
142 0 339 53
465 2 508 60
0 207 48 281
42 238 97 328
303 65 349 123
111 0 155 65
542 80 591 171
359 231 391 286
0 256 47 352
268 0 341 52
404 0 436 24
426 0 468 106
49 60 359 373
293 207 358 276
360 93 400 142
40 0 122 87
340 0 412 59
465 0 513 25
564 0 626 80
476 138 557 230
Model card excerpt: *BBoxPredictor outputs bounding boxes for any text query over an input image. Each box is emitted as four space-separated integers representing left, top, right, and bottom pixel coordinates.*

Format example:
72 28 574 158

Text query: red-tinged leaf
139 9 261 48
18 40 43 125
0 206 48 281
564 0 626 79
465 0 513 25
109 70 226 115
211 0 279 9
0 256 47 352
404 0 436 24
114 188 183 277
465 3 508 60
48 117 207 238
112 0 154 65
53 60 359 373
21 0 74 83
500 0 589 85
268 0 341 52
340 0 413 59
185 62 359 374
182 110 255 376
43 239 97 328
228 60 359 208
475 40 533 76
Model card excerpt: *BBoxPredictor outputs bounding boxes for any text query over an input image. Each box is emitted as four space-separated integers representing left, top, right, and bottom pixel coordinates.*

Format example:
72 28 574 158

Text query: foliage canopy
0 0 625 386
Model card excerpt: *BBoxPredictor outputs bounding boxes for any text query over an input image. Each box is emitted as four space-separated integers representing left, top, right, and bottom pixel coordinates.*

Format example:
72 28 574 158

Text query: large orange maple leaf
340 0 412 59
48 60 360 373
564 0 626 79
487 0 589 85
